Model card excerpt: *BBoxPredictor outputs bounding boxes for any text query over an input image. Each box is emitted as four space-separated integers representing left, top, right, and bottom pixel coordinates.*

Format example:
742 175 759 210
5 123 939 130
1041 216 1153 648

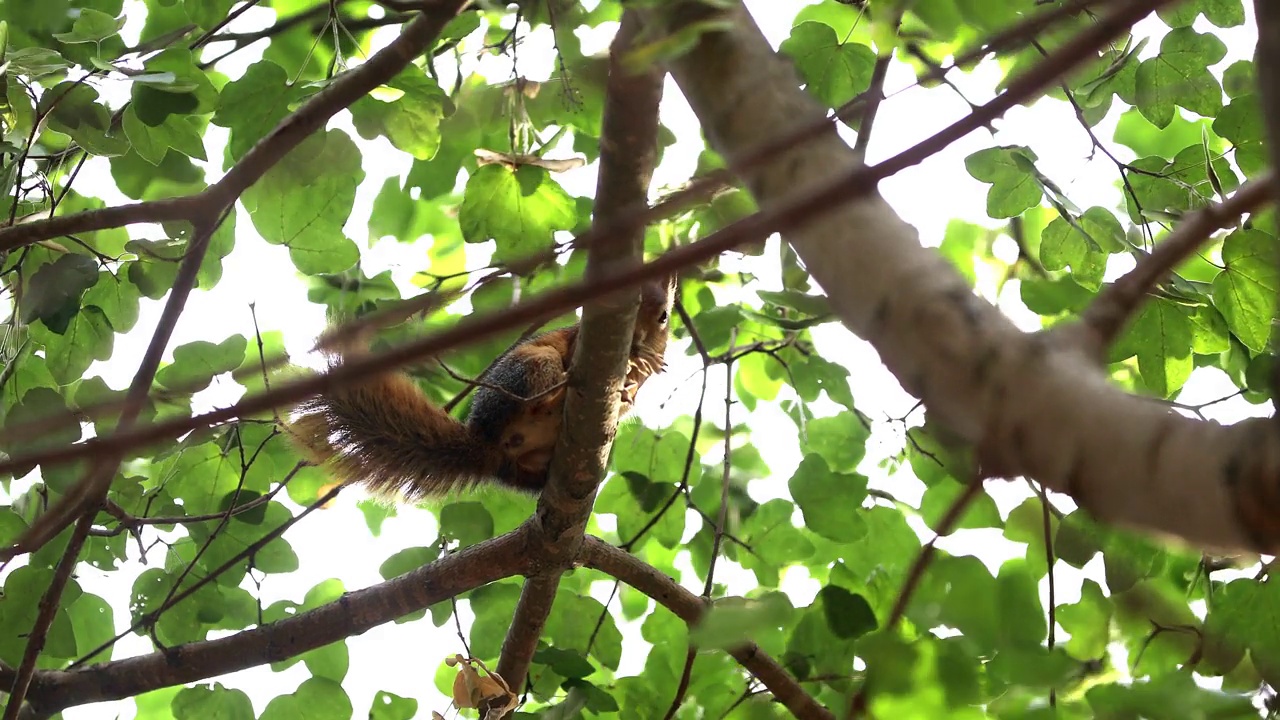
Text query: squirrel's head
632 275 676 372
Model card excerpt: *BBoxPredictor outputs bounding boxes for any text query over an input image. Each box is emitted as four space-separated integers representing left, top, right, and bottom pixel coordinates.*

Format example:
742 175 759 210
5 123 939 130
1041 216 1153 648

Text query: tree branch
1081 177 1272 352
494 9 667 701
582 537 834 720
2 516 94 720
493 572 560 704
648 0 1280 553
12 528 528 716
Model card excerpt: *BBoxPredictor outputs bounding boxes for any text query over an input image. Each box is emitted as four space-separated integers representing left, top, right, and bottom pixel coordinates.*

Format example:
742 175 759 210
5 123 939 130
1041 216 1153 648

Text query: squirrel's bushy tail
288 371 502 500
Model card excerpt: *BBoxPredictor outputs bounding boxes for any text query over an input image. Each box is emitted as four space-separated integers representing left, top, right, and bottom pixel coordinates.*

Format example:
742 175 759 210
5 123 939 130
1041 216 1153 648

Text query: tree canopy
2 0 1280 719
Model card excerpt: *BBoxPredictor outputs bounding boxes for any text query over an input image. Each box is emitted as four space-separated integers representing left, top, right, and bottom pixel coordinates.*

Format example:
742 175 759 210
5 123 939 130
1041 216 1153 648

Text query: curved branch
12 528 528 716
582 537 834 720
651 0 1280 553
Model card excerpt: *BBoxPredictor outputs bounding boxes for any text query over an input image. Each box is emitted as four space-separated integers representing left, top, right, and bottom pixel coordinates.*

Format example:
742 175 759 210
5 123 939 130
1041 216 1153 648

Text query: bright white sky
0 1 1263 718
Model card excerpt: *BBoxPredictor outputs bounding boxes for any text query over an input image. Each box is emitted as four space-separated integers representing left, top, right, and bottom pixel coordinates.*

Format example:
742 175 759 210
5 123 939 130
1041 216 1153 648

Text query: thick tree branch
582 537 834 720
494 10 667 700
493 572 560 703
649 0 1280 553
11 528 527 716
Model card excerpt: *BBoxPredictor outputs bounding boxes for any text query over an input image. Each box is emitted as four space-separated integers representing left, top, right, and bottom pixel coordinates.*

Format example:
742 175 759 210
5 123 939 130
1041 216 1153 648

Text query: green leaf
259 677 352 720
156 335 248 393
1112 298 1194 398
51 8 124 44
791 354 856 410
242 129 362 275
123 106 206 165
920 478 1002 531
997 559 1046 649
212 60 300 162
171 683 255 720
689 593 794 651
1058 579 1111 660
1134 28 1226 129
800 412 869 472
38 81 129 156
1213 94 1266 177
788 454 868 543
370 691 418 720
1212 229 1278 353
545 591 623 671
819 585 877 640
458 164 577 264
130 48 218 127
1187 303 1230 354
83 268 141 333
29 307 114 384
351 69 449 160
438 501 495 546
1039 208 1124 291
67 590 115 663
379 546 439 580
184 0 236 31
740 499 815 571
964 146 1043 218
533 647 596 679
1158 0 1245 28
1086 672 1256 718
21 254 98 325
779 22 877 109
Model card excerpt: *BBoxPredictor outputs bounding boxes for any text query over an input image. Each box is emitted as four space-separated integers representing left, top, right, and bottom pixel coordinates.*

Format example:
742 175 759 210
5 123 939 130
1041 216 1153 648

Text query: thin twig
847 474 987 718
584 537 834 720
1079 177 1272 353
2 515 94 720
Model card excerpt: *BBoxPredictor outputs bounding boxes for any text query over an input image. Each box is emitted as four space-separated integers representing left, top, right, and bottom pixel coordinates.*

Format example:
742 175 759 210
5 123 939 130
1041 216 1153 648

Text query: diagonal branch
493 9 667 702
2 516 94 720
8 528 528 717
1081 176 1272 352
645 0 1280 553
582 537 834 720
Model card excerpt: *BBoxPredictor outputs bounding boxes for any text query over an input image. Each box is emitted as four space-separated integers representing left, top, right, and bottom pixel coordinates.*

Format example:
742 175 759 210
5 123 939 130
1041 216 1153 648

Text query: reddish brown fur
288 277 676 499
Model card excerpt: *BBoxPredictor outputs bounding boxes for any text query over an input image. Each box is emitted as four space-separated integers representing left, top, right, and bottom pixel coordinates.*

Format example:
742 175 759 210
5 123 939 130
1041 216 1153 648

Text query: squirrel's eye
658 310 669 325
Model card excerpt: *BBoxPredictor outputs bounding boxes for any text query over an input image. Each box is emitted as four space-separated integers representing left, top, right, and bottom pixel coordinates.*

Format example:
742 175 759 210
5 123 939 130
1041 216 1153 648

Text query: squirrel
287 277 676 500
